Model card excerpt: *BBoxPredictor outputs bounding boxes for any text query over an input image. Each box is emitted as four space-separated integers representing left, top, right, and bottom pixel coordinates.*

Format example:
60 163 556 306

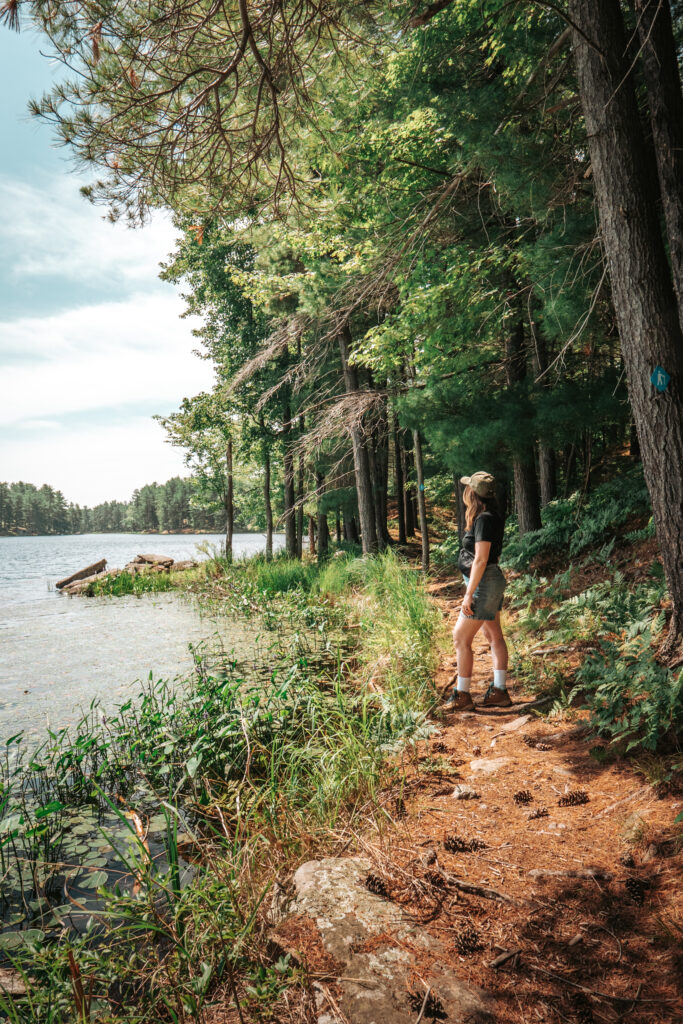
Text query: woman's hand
461 591 474 618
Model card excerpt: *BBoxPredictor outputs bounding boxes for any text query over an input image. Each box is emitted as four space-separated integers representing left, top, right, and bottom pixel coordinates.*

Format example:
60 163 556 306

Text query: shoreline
0 529 260 538
1 543 681 1023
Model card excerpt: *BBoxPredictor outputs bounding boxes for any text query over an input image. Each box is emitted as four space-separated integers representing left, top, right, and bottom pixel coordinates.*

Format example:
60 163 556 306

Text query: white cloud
2 419 197 506
0 292 213 426
0 176 179 288
0 174 216 505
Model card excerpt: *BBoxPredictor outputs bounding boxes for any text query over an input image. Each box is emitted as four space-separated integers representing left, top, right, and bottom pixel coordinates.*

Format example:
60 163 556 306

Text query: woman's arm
461 540 491 617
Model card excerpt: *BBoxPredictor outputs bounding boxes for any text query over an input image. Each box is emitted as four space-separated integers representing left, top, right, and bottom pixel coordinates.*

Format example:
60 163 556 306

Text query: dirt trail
363 577 683 1024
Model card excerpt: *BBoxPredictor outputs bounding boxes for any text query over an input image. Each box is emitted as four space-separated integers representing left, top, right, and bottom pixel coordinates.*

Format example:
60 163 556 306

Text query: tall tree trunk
538 445 556 508
263 437 273 561
634 0 683 317
403 433 417 537
394 416 407 544
336 509 342 545
225 438 233 560
505 317 542 534
563 443 577 499
454 475 466 545
282 397 297 558
366 437 384 550
316 472 329 562
413 429 430 572
308 514 316 557
349 514 359 544
532 327 556 507
296 416 305 560
376 414 391 545
569 0 683 653
338 328 378 554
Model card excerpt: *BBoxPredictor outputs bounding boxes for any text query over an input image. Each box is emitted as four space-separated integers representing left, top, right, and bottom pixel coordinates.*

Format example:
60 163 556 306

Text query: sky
0 26 215 506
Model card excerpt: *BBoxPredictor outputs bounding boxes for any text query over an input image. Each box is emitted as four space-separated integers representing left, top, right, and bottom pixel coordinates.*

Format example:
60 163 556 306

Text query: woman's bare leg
453 615 485 678
482 612 508 671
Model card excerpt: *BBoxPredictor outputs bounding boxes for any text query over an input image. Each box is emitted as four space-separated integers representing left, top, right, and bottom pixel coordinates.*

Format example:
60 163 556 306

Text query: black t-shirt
461 510 504 566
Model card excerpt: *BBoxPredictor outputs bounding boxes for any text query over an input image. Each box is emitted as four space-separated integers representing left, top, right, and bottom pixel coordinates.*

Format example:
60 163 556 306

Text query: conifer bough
5 0 359 221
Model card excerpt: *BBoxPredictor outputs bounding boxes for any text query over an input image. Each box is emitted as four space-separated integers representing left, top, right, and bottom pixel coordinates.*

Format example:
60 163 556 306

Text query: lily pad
0 929 44 949
79 871 108 889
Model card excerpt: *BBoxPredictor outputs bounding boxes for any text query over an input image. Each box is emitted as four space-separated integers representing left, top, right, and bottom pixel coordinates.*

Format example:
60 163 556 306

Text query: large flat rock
271 857 494 1024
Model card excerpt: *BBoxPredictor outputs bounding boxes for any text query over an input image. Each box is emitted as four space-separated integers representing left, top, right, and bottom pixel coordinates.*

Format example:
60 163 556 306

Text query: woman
443 471 511 711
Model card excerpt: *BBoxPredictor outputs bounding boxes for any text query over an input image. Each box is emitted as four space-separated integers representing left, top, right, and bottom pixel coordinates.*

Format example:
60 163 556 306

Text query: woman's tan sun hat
460 471 496 499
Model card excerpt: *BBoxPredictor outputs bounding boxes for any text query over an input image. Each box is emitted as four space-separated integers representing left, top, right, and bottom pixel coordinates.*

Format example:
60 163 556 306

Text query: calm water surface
0 533 282 742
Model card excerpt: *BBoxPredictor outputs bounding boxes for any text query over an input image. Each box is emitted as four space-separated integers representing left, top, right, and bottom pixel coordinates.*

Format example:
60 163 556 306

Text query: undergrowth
0 549 442 1023
508 562 682 751
502 468 651 570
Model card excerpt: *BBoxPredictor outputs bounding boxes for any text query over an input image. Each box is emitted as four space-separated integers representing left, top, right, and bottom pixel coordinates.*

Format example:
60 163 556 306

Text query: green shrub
502 468 651 569
88 569 175 596
577 631 683 751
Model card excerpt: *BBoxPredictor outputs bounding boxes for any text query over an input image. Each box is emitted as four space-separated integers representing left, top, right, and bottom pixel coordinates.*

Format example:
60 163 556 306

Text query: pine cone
394 795 407 818
424 868 446 889
535 742 552 751
444 833 485 853
513 789 533 805
522 734 536 747
528 806 549 820
625 877 648 905
408 989 447 1019
444 833 469 853
558 790 589 807
364 872 389 898
454 925 482 955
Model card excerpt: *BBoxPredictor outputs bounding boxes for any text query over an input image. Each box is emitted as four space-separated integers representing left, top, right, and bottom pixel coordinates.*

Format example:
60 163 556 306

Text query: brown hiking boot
479 684 512 708
443 689 475 712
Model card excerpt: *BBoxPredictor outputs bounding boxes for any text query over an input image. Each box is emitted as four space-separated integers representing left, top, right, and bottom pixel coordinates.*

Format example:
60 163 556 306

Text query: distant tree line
0 476 270 536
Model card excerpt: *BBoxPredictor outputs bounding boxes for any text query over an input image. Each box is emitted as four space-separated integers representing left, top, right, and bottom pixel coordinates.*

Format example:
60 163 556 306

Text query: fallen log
56 559 106 589
64 569 120 595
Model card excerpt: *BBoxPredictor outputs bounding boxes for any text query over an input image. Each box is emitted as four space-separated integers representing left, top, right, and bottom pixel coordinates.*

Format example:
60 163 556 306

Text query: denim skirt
462 564 506 621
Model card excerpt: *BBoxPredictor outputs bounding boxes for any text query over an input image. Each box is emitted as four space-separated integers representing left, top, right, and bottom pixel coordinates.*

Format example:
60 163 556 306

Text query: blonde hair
464 485 488 530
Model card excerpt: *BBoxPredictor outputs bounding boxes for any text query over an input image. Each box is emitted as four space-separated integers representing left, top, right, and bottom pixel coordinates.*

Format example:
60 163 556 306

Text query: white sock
457 676 471 693
493 669 507 690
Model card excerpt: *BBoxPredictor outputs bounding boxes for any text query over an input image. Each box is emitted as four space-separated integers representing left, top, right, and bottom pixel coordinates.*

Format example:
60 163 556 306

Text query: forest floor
350 566 683 1024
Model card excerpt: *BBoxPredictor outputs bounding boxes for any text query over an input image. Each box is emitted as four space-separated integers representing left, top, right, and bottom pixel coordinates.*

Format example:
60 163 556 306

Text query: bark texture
394 417 407 544
316 471 329 562
282 397 297 558
413 429 430 572
338 328 378 554
505 318 542 534
634 0 683 318
454 476 466 546
538 445 556 508
225 439 234 560
569 0 683 651
262 429 273 561
297 415 305 560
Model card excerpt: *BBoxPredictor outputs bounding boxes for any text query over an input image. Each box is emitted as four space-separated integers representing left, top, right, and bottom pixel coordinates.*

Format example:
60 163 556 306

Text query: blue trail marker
651 366 670 392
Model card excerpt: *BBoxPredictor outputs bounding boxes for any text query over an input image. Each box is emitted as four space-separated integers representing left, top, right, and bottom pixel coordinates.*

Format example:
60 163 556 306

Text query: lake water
0 533 282 743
